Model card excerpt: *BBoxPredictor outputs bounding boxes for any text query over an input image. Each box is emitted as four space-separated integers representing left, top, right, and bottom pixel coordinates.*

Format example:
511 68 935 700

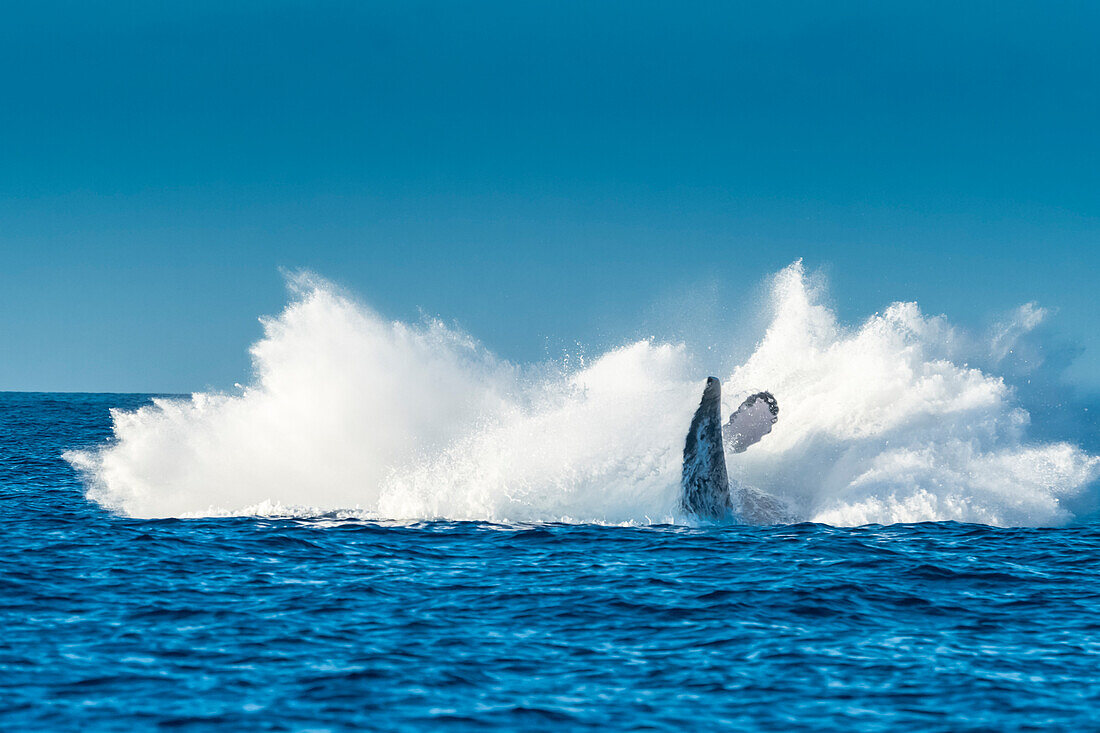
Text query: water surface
2 393 1098 730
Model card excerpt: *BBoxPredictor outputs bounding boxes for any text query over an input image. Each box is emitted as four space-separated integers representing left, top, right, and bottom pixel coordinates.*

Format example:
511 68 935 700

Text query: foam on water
68 263 1099 525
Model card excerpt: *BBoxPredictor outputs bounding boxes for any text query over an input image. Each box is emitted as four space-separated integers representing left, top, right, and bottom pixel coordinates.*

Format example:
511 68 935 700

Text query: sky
1 1 1098 393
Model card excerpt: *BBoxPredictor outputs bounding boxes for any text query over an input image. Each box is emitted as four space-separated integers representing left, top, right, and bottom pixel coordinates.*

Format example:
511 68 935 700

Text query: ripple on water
2 394 1100 730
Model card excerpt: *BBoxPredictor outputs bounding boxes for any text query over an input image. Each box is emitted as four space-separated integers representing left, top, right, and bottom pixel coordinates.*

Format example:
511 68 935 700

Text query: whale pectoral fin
724 391 779 453
680 377 732 519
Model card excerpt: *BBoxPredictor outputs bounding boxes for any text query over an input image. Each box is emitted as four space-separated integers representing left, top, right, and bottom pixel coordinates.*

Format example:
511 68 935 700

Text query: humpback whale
679 377 788 522
680 377 732 519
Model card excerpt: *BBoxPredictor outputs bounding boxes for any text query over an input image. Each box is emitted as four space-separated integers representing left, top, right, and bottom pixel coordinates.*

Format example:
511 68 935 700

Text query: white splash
724 265 1097 526
68 263 1099 526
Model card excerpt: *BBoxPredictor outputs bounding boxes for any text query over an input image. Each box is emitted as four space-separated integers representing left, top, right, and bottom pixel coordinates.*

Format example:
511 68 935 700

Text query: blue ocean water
3 392 1099 731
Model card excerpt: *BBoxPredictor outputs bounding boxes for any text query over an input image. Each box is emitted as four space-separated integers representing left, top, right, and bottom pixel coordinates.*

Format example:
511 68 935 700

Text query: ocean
6 261 1100 729
3 392 1099 731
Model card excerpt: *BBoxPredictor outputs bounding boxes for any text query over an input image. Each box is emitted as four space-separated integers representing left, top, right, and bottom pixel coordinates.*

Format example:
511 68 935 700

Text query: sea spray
725 265 1098 525
68 263 1099 525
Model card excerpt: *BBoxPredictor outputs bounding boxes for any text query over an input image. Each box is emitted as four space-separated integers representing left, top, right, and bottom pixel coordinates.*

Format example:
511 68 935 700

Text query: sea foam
68 263 1099 525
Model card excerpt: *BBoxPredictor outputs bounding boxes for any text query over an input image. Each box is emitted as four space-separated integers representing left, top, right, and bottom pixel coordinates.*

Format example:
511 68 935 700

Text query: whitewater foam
68 262 1099 525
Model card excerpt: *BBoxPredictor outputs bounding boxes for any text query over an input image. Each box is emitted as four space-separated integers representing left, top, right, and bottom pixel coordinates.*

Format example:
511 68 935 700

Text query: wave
67 262 1099 525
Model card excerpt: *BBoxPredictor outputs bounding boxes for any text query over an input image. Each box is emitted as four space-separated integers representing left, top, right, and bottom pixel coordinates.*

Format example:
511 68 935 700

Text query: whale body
679 377 789 523
679 377 732 519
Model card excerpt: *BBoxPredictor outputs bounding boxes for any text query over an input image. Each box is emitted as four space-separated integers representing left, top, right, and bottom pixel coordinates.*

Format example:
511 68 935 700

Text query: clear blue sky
1 1 1098 393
